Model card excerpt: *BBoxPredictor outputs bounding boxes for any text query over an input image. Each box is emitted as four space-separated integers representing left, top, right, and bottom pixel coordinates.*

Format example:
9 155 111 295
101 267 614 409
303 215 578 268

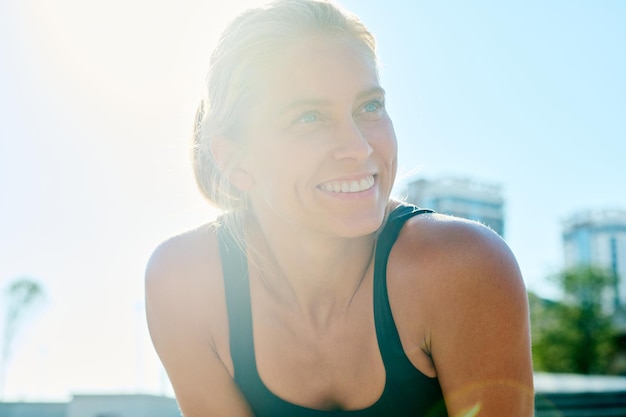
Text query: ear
209 137 255 191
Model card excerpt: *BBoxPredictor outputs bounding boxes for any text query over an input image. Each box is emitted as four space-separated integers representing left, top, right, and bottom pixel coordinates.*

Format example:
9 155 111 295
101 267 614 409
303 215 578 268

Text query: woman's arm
428 218 534 417
145 230 255 417
392 215 534 417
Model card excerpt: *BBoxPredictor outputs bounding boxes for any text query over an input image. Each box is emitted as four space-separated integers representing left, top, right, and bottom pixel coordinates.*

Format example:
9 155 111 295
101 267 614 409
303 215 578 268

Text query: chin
328 209 387 238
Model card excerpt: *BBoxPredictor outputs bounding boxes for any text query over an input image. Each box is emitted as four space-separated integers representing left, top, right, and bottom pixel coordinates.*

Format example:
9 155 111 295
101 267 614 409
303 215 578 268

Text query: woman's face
237 35 397 238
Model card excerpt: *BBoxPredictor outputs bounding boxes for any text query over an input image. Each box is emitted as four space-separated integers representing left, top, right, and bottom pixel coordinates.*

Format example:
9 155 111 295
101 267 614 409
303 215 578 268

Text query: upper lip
319 172 377 183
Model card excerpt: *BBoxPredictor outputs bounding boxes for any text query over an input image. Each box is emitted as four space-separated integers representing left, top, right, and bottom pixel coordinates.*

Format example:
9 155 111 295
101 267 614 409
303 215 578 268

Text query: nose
332 119 373 162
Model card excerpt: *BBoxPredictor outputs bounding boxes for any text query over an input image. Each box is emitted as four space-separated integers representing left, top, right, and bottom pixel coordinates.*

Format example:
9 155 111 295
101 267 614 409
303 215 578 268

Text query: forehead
255 35 380 109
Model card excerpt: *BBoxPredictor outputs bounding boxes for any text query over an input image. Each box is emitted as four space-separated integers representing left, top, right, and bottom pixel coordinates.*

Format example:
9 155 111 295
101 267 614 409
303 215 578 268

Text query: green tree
531 266 619 374
0 277 45 398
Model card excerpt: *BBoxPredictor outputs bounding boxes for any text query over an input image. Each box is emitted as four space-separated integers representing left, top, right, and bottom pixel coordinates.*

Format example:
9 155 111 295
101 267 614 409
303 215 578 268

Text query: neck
244 213 377 323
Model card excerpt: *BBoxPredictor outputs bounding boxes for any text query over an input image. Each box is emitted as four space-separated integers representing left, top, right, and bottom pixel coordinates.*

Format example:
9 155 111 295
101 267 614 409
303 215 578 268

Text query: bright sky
1 0 625 401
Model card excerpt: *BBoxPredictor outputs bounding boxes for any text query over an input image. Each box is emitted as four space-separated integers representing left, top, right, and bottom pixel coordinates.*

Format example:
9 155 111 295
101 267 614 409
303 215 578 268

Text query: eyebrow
356 86 386 101
275 86 386 117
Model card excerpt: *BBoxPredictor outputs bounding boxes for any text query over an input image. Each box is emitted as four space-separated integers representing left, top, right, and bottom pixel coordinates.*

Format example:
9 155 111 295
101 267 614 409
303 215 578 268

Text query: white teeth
320 175 375 193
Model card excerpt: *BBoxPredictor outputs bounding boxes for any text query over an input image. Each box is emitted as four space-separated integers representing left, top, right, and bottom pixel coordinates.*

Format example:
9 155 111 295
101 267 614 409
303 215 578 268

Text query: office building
405 177 505 237
562 209 626 312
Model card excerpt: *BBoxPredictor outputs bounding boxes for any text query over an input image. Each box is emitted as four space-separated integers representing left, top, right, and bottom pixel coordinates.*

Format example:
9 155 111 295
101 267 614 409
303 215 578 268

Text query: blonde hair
192 0 378 237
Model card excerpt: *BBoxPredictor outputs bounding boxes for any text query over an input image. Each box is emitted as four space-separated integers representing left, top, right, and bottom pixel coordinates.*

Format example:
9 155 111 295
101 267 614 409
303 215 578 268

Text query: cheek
371 119 398 160
243 141 299 189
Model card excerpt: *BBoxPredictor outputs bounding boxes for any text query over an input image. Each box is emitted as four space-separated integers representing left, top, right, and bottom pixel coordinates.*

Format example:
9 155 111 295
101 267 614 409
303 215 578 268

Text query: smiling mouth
318 175 376 193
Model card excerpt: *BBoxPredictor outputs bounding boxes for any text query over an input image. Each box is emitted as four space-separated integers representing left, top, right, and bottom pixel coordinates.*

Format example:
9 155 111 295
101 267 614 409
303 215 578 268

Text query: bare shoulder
390 212 534 416
146 221 222 288
145 221 254 416
388 211 528 336
145 219 224 340
144 220 227 354
392 212 525 295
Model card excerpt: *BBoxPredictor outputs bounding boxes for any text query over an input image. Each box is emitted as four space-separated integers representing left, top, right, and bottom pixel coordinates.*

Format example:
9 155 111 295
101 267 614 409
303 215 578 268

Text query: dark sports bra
218 204 448 417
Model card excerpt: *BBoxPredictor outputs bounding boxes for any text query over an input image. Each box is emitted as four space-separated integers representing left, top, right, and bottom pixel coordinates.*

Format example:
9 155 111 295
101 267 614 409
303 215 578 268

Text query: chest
251 281 386 410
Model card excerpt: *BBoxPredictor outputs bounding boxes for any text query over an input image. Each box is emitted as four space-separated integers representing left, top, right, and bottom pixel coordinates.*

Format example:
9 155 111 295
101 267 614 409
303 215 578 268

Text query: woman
145 1 534 416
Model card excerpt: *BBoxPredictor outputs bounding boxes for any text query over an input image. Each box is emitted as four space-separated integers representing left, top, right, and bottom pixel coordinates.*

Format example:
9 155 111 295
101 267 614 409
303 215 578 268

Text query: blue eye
358 98 385 121
295 111 319 124
363 100 383 112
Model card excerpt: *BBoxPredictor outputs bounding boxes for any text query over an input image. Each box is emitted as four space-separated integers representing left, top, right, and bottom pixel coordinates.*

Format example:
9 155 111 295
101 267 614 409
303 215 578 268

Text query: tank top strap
373 204 434 374
217 223 259 384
